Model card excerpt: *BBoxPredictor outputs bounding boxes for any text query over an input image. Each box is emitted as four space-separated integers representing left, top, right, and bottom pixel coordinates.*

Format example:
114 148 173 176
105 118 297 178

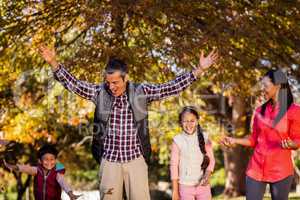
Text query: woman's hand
219 136 236 147
281 138 298 150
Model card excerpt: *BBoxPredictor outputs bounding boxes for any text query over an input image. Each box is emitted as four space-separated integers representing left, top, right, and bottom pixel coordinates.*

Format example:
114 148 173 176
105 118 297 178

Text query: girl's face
181 112 198 135
40 153 56 171
261 76 280 101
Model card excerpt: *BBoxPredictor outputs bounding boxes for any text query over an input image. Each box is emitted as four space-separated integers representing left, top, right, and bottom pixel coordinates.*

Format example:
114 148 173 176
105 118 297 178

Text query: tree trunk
15 172 31 200
223 96 251 197
223 146 250 196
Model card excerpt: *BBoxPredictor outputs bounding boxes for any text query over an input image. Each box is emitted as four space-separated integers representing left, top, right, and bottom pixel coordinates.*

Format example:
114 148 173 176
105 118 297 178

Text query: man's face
105 71 128 97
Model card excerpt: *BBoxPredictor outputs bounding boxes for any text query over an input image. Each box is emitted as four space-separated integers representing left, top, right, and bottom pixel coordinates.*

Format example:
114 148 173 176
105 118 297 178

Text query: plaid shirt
54 64 197 162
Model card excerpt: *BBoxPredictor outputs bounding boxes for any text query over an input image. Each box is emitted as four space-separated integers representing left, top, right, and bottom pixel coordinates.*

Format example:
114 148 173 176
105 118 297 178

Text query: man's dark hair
105 58 128 78
37 144 58 159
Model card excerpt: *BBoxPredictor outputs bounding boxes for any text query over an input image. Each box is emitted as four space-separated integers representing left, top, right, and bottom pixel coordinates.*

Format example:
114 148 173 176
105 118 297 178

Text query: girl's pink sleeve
170 142 180 180
206 140 215 172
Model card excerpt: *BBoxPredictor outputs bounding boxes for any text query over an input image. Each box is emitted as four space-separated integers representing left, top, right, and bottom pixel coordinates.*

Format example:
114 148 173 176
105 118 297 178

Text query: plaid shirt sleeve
141 71 197 102
53 64 101 103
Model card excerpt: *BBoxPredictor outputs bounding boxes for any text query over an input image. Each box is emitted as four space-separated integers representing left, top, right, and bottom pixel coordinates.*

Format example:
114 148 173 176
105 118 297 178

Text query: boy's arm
17 165 38 175
56 173 82 200
56 173 72 193
4 161 37 175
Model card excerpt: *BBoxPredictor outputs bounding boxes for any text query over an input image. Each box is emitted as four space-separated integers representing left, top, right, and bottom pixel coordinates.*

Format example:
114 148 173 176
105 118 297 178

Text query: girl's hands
199 170 212 186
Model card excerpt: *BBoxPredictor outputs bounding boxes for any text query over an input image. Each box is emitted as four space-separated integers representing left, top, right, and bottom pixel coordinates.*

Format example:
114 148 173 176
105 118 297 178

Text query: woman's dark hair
105 58 128 79
179 106 210 172
37 144 58 159
260 69 294 126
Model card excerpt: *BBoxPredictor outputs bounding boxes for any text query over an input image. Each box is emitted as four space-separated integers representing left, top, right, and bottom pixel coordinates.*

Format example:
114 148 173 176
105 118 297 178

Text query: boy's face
40 153 56 170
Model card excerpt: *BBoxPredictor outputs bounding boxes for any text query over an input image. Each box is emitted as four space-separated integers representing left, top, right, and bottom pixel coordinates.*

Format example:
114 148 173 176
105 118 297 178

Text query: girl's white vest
173 132 208 186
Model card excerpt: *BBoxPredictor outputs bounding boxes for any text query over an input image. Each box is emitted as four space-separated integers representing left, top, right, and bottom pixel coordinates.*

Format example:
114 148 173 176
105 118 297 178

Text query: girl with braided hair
170 106 215 200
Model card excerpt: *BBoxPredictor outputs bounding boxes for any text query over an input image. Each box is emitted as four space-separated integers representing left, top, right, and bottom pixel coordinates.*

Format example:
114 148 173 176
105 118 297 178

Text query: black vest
91 82 151 164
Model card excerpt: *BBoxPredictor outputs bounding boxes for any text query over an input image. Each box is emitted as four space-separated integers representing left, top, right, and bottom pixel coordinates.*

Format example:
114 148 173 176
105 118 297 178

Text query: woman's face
181 112 198 135
261 76 280 101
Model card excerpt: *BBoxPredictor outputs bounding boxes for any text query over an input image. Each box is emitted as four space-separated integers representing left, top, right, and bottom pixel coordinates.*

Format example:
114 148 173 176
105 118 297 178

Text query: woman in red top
221 69 300 200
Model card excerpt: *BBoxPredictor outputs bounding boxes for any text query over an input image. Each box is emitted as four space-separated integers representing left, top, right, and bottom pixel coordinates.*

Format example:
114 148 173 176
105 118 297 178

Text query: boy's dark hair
105 58 128 78
37 144 58 159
